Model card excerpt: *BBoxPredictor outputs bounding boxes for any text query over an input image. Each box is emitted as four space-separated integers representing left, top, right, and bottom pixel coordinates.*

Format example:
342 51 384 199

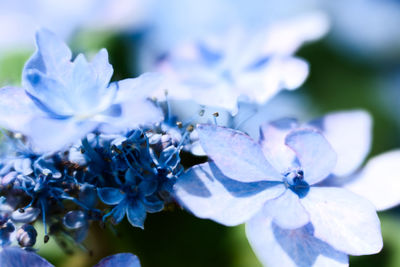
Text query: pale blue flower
147 14 328 113
175 124 382 266
0 29 163 152
94 253 141 267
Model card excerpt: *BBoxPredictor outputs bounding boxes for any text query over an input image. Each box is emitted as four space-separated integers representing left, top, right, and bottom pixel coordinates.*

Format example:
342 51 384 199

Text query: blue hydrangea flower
147 14 328 113
175 124 382 266
0 29 163 152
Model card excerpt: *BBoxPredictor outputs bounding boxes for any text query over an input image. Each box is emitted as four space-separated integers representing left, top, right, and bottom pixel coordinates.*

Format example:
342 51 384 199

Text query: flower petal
11 208 40 223
300 187 383 255
174 162 285 226
285 129 337 185
259 118 299 173
197 124 281 182
94 253 141 267
0 246 54 267
126 200 147 229
310 110 372 176
263 189 309 229
246 212 348 267
97 187 125 205
344 150 400 211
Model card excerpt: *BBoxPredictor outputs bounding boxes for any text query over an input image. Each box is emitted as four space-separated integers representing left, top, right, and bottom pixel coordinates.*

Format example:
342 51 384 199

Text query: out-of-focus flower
0 246 53 267
0 29 163 152
146 13 328 113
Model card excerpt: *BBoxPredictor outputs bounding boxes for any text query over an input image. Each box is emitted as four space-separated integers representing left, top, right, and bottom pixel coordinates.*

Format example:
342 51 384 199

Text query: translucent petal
0 87 41 132
25 118 98 153
310 110 372 176
285 129 337 185
300 187 383 255
91 49 114 90
98 187 125 205
344 150 400 211
246 212 348 267
197 124 281 182
126 200 147 229
263 189 309 229
63 211 86 229
259 118 298 173
23 28 71 76
174 162 285 226
0 246 54 267
94 253 141 267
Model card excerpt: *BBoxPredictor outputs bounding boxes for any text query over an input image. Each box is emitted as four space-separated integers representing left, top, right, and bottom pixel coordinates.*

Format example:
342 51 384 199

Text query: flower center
283 169 309 198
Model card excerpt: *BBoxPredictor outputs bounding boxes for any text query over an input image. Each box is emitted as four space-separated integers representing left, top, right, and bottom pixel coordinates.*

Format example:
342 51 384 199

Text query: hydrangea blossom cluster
0 20 400 267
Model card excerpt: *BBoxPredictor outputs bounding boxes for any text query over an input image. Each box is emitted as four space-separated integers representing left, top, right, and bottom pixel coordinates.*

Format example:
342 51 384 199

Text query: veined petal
197 124 281 182
94 253 141 267
285 129 337 185
97 187 125 205
310 110 372 176
246 212 348 267
174 162 285 226
0 246 54 267
91 48 113 89
344 150 400 211
259 118 299 173
300 187 383 255
263 189 309 229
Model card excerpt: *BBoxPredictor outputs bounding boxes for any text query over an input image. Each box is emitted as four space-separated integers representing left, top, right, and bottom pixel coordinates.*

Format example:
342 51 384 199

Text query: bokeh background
1 1 400 266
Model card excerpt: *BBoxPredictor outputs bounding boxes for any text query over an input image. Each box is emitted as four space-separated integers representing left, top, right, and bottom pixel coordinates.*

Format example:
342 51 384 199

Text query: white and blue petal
310 110 372 177
246 212 348 267
259 118 299 173
263 189 309 229
0 87 42 133
300 187 383 255
197 124 282 182
344 150 400 211
174 162 285 226
285 129 337 185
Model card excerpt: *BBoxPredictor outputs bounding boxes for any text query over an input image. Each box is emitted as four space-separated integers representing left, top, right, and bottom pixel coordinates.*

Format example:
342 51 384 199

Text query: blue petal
63 211 86 229
174 162 285 226
23 28 71 76
344 150 400 211
94 253 140 267
246 213 348 267
0 87 41 133
25 118 98 153
300 187 383 255
197 124 281 182
142 196 164 213
310 110 372 176
285 129 337 185
110 203 127 224
0 246 54 267
263 189 309 229
98 188 126 205
259 118 299 173
126 200 147 229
